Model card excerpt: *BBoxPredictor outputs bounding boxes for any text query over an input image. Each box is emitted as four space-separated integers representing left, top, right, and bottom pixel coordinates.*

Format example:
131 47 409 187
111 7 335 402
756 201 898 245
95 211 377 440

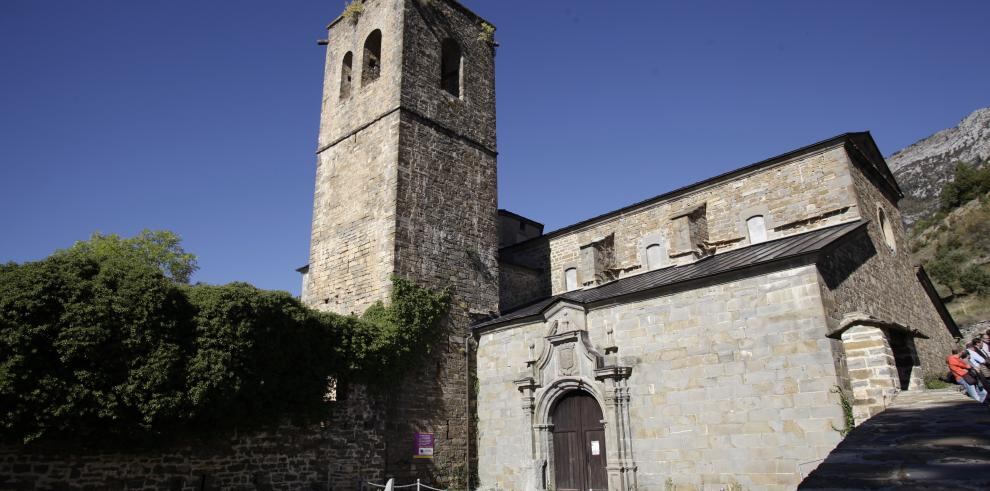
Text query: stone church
302 1 959 490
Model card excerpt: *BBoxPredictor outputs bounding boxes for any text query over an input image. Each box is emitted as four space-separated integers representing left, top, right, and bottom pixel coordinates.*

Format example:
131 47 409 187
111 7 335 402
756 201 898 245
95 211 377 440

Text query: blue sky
2 1 988 295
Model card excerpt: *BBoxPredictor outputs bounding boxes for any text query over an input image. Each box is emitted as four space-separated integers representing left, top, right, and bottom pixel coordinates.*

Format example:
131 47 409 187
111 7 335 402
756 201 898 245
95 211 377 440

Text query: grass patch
924 377 952 390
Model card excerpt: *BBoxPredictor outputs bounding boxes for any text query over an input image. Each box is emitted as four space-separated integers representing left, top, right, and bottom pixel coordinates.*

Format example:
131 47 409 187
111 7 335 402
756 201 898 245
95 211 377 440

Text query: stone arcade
300 1 959 490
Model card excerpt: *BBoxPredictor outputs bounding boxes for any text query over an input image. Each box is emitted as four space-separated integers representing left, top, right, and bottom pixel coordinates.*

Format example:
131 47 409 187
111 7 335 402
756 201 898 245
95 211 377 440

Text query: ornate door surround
514 301 637 490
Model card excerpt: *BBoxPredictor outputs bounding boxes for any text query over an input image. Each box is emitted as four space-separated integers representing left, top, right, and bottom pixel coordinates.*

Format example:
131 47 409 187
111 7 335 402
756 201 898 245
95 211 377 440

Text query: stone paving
799 388 990 490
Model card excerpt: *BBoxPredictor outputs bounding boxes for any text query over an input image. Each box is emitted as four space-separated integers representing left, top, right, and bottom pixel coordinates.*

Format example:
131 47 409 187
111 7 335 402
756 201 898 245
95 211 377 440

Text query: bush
940 160 990 211
927 246 968 295
0 231 449 445
960 265 990 296
182 283 337 429
0 244 193 443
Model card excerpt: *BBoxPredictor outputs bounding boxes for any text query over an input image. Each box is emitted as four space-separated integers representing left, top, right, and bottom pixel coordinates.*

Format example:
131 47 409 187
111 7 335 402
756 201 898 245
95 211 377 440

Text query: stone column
596 366 636 490
515 377 543 490
841 325 898 424
534 424 554 490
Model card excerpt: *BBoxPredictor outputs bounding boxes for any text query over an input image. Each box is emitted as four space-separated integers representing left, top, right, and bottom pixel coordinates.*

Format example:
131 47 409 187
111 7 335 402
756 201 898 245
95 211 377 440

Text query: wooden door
552 392 607 491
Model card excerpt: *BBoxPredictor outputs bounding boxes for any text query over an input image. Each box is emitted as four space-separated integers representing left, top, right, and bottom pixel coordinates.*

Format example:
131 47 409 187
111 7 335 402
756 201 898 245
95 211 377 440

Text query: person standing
947 348 987 402
969 338 990 379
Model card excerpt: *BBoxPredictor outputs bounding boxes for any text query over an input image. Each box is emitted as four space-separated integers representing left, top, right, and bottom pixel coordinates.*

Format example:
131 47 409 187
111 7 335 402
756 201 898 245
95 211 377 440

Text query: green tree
60 230 199 283
940 161 990 211
0 231 449 445
927 246 967 296
960 265 990 296
0 244 192 443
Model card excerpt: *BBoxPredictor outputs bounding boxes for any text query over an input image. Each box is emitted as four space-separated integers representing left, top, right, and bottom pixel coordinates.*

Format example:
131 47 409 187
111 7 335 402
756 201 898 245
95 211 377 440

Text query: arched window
440 38 462 97
362 30 382 85
564 268 578 292
747 215 767 244
340 52 353 99
645 244 664 270
878 206 896 252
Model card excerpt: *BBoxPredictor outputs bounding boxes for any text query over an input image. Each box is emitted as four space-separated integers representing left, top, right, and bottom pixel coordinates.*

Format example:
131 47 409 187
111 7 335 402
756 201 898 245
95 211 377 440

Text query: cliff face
889 107 990 225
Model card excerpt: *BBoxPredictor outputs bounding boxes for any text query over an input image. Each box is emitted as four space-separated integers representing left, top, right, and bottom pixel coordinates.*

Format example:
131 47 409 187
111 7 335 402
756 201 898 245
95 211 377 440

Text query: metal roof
500 132 897 251
473 220 867 330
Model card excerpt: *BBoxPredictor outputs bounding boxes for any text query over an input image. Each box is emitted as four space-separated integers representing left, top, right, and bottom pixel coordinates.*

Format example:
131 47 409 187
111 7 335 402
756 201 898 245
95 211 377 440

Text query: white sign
591 440 600 456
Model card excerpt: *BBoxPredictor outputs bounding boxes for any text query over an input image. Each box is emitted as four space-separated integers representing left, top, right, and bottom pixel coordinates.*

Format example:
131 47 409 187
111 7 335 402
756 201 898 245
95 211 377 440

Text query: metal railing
366 478 446 491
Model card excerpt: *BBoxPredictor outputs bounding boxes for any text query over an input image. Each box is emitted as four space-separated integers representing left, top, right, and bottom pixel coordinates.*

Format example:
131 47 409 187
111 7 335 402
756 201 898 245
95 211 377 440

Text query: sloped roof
501 132 897 250
474 220 867 330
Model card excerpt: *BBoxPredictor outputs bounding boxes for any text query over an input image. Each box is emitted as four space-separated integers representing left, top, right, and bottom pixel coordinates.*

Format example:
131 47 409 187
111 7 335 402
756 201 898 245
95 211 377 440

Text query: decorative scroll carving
513 301 637 490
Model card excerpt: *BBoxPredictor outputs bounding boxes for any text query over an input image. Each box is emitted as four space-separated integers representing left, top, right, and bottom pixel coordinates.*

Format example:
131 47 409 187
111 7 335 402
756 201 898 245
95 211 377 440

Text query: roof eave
474 221 868 332
502 133 865 251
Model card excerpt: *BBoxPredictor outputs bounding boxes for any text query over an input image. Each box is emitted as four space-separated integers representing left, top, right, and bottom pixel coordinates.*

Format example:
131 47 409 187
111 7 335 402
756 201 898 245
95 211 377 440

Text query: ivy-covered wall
0 231 450 489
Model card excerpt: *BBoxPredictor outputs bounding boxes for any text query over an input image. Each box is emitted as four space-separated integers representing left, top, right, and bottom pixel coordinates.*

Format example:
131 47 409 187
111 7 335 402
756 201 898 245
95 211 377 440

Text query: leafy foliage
0 231 449 445
347 277 451 382
342 0 363 23
912 159 990 308
939 160 990 211
0 242 193 443
63 230 198 284
927 245 968 296
182 283 334 429
829 386 855 437
478 22 496 44
960 266 990 296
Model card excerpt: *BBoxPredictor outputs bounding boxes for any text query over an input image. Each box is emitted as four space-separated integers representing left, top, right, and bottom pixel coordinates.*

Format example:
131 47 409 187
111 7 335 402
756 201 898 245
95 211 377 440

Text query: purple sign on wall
414 432 434 459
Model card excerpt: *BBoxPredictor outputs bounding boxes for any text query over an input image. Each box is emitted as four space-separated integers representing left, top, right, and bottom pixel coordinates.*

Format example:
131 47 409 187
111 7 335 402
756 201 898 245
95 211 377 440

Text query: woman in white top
968 339 990 379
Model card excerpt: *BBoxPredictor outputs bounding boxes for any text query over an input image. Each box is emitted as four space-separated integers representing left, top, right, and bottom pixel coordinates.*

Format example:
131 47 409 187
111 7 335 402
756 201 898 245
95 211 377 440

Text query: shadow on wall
498 237 552 312
799 394 990 489
819 229 878 290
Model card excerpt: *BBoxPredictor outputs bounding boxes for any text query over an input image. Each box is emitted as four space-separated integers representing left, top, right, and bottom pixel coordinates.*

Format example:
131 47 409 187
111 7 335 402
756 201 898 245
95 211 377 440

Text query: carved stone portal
514 301 636 490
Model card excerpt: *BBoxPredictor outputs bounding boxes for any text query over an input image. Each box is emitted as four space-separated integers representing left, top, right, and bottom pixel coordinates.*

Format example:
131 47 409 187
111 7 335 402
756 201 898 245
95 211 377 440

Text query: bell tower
306 0 498 482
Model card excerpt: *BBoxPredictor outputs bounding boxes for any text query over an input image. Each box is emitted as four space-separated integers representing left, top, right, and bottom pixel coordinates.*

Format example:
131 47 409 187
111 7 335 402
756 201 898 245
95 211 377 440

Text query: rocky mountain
888 107 990 225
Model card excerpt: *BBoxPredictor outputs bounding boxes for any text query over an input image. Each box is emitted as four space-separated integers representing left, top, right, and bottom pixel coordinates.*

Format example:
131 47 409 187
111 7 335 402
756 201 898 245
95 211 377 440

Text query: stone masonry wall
308 0 500 486
499 262 545 312
498 237 552 312
399 0 496 152
499 237 550 281
816 151 957 378
317 0 404 151
306 110 400 313
363 1 499 485
376 108 498 484
0 386 388 491
476 265 847 491
307 0 409 313
543 145 858 295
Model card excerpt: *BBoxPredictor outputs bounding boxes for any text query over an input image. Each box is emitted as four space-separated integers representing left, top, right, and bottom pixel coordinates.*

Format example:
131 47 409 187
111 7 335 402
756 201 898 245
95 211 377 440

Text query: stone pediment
513 301 605 389
542 300 586 333
533 329 604 387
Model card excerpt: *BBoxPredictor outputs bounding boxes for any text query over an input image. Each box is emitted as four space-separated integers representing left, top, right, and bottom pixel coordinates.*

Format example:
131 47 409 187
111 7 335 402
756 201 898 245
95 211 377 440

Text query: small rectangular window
564 268 577 291
646 244 664 270
747 216 767 244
